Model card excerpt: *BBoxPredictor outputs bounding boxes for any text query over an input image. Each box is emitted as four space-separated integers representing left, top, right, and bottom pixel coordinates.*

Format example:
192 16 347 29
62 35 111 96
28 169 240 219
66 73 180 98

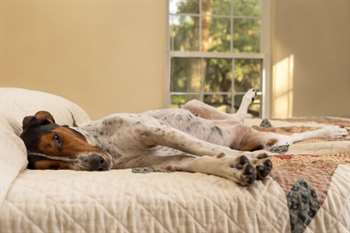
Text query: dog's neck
71 126 99 146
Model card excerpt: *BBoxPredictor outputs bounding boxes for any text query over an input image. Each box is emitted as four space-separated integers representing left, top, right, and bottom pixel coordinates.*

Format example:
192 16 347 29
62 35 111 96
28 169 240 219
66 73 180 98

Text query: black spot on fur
212 126 223 137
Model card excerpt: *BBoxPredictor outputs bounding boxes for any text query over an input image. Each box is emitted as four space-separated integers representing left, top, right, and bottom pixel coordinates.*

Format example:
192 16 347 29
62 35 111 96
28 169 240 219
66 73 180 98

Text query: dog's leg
273 125 348 146
130 154 270 186
182 99 235 120
183 88 256 122
141 123 272 181
142 123 240 157
244 125 349 153
235 88 257 117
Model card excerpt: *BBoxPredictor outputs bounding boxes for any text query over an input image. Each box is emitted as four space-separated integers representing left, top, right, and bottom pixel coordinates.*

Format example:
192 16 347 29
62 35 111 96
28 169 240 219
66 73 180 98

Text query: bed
0 88 350 233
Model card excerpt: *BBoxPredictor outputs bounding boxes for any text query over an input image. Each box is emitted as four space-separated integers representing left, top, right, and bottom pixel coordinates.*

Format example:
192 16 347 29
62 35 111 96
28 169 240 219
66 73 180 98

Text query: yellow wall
1 0 350 119
271 0 350 118
0 0 167 119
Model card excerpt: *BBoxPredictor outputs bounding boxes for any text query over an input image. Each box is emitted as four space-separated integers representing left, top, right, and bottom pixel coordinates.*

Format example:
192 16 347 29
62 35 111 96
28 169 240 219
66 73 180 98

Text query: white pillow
0 88 90 136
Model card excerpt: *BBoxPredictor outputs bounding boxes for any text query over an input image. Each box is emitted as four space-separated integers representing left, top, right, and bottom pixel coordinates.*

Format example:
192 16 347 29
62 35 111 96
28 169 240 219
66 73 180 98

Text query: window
168 0 270 117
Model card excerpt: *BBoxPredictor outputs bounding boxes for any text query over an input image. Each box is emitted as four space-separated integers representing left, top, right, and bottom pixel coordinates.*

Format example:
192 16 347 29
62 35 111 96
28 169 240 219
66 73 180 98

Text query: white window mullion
165 0 171 107
261 0 271 118
231 59 235 113
170 51 264 59
198 0 204 102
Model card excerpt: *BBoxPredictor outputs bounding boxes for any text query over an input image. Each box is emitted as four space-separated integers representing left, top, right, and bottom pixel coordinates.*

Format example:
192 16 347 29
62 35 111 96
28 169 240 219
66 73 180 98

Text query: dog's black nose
89 154 108 171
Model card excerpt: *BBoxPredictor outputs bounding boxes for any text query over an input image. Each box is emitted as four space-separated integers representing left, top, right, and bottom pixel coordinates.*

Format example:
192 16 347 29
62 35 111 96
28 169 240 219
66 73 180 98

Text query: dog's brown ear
22 111 56 130
34 111 55 124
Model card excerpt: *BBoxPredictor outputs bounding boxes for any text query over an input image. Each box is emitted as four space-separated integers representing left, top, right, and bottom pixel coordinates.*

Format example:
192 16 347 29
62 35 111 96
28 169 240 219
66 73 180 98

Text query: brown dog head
20 111 112 171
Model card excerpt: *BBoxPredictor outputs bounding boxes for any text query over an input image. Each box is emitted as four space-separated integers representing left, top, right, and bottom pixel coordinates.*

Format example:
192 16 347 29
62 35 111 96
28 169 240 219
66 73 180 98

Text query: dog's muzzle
81 154 110 171
77 152 113 171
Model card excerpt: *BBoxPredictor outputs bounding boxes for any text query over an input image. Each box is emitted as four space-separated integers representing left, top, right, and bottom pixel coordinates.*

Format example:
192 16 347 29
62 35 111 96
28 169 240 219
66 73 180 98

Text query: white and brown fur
20 89 348 186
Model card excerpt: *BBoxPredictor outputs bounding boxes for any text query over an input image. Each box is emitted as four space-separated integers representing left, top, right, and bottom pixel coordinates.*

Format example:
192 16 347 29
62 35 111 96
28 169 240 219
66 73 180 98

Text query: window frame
165 0 271 118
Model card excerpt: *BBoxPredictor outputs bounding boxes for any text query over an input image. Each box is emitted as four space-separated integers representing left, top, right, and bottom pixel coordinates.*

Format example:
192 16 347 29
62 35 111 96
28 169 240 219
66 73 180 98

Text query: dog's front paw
233 155 257 186
251 153 273 180
216 151 273 185
212 155 257 186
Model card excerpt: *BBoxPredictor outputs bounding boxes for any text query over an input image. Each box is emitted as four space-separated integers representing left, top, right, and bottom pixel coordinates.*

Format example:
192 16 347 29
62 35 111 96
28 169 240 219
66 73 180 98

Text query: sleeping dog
20 89 348 186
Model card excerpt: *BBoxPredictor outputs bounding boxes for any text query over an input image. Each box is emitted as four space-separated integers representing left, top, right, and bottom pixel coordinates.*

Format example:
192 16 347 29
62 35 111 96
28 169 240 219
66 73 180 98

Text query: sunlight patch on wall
272 55 294 118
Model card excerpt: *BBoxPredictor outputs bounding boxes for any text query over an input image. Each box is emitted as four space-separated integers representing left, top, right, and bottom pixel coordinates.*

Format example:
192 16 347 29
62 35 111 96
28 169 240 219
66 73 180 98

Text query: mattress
2 117 350 233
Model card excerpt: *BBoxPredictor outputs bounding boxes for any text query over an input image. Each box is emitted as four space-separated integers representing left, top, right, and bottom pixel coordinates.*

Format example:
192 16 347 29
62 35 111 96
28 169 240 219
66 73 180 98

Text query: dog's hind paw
320 125 348 139
260 118 273 128
244 88 257 103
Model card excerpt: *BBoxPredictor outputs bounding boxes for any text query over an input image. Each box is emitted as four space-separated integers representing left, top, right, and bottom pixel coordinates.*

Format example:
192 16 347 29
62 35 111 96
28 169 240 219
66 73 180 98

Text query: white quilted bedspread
1 169 290 233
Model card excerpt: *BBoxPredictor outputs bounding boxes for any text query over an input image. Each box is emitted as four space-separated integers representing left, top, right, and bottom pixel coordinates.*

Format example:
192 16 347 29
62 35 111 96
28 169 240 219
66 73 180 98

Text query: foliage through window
169 0 265 116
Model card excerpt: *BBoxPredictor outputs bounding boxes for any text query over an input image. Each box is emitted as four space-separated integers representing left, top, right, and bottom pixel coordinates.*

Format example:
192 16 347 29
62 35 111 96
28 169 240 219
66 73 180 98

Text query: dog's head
20 111 112 171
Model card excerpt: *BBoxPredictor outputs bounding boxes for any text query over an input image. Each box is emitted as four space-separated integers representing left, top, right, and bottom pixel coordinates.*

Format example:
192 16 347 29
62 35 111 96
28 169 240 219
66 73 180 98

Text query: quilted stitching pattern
306 165 350 233
0 170 290 233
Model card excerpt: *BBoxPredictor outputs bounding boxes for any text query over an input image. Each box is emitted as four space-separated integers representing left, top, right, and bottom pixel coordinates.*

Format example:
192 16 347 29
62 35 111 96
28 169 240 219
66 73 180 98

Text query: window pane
234 94 261 117
170 15 200 51
202 0 232 16
233 18 261 53
204 94 232 113
203 58 232 92
234 59 262 92
233 0 261 17
171 95 200 107
202 16 231 52
170 0 199 14
171 58 202 92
